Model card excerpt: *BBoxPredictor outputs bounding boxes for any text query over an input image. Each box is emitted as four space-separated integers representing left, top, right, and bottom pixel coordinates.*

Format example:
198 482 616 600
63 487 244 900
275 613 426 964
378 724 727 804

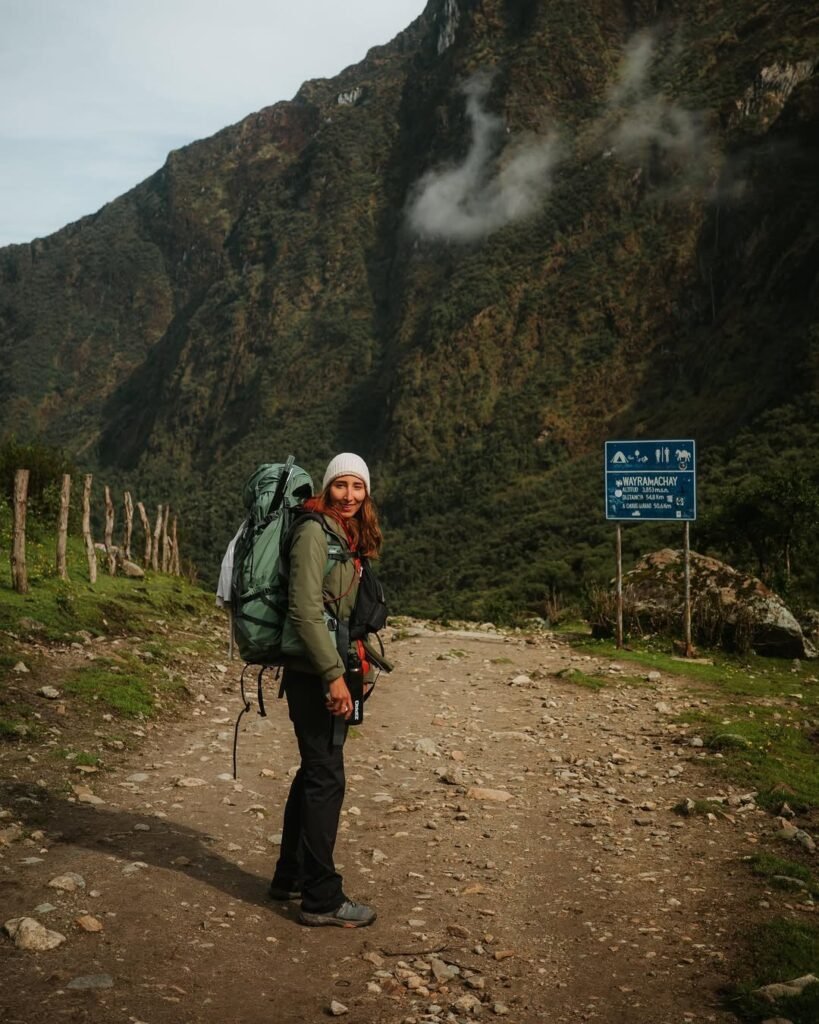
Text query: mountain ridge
1 0 817 617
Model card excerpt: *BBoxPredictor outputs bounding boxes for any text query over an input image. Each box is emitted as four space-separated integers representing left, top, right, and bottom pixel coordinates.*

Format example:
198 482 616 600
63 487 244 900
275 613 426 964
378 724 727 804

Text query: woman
269 453 382 927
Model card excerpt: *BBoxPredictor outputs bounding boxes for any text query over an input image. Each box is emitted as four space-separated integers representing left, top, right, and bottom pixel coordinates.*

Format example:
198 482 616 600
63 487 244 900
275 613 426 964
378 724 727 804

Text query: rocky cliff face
0 0 817 615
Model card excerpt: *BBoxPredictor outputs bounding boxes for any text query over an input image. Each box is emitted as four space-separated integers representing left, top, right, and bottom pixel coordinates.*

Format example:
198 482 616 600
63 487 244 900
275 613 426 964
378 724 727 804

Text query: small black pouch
349 560 388 640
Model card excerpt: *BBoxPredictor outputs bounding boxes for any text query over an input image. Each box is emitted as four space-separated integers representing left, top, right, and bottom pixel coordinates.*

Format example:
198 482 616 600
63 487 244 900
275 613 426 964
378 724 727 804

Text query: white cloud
606 30 707 167
407 73 560 242
608 29 656 104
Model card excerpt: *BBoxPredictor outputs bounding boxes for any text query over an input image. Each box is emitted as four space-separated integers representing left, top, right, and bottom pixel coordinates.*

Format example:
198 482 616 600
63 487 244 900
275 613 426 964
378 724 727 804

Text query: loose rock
72 786 104 806
0 824 23 846
122 861 149 876
75 914 104 932
452 994 483 1015
466 787 512 803
48 872 86 892
755 975 818 1001
66 974 115 990
430 957 458 982
4 917 66 951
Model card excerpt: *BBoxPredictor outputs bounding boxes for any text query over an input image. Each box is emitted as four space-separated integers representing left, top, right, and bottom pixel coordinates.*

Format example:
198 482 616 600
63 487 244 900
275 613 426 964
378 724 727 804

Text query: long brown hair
304 489 383 559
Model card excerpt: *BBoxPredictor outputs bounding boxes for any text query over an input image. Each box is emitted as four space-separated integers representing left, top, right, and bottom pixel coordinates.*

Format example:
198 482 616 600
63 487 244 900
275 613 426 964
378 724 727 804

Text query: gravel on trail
0 619 781 1023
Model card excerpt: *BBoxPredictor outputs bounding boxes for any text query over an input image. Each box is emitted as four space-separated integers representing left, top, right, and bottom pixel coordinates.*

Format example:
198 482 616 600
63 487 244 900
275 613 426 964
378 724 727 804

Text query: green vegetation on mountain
0 0 817 618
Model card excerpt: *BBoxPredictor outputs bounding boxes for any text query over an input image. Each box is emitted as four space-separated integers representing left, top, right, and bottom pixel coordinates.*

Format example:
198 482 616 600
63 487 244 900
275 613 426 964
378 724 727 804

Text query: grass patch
555 667 654 690
53 748 103 767
557 669 607 690
550 620 592 637
0 536 220 739
62 666 157 717
573 637 815 702
747 852 818 896
673 798 727 817
0 536 214 644
0 716 36 741
707 732 753 751
74 751 102 767
138 641 170 661
726 918 819 1024
572 635 819 811
695 717 819 812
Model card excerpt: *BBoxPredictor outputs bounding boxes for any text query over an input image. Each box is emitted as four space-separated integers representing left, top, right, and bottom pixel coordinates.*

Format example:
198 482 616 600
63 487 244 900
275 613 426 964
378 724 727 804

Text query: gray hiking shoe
298 900 377 928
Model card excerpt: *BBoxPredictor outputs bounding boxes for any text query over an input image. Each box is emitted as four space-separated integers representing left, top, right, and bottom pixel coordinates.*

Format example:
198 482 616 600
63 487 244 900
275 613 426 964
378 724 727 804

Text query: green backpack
230 456 346 666
230 456 353 777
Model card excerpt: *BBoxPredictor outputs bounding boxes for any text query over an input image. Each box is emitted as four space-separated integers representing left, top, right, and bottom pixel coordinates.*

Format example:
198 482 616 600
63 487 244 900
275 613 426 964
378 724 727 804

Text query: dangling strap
257 666 267 718
232 664 254 779
232 663 281 779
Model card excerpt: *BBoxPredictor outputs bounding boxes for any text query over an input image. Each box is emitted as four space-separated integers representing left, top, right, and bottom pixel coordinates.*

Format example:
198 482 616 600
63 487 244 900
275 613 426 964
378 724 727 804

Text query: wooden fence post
104 486 116 576
171 515 180 576
161 505 171 573
56 473 71 580
83 474 97 584
137 501 152 567
11 469 30 594
123 491 134 562
152 505 163 571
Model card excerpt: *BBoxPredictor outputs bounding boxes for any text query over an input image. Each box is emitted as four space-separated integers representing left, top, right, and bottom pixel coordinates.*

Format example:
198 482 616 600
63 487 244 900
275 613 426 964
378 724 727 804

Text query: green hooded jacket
280 513 359 685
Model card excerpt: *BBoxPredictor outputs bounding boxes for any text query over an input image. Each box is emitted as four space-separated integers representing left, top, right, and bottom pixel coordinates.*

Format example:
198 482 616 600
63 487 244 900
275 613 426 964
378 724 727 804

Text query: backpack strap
280 511 353 578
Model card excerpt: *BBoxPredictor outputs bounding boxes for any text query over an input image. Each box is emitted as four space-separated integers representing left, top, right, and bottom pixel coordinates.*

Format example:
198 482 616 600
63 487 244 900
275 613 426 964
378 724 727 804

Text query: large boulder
621 549 815 659
801 610 819 649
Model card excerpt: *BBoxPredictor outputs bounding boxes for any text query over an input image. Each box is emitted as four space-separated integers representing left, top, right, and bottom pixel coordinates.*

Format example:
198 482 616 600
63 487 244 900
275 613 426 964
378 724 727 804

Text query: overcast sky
0 0 426 247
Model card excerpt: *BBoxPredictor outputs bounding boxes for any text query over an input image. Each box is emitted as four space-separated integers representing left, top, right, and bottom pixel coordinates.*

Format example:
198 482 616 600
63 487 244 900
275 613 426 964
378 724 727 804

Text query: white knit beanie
322 453 371 493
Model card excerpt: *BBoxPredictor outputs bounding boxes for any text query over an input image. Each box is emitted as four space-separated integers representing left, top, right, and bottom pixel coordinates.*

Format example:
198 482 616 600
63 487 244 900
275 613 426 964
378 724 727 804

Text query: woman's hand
326 677 353 719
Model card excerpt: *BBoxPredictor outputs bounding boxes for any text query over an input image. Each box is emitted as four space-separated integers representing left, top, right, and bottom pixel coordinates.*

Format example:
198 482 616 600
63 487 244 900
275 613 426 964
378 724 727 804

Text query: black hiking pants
272 668 347 913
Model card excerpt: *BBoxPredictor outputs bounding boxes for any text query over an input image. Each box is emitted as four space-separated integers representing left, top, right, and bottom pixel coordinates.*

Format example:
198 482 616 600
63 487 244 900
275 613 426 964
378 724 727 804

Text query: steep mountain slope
1 0 817 616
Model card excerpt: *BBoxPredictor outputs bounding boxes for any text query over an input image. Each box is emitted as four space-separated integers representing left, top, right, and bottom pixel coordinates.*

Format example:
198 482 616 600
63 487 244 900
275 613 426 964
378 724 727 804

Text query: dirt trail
1 619 767 1024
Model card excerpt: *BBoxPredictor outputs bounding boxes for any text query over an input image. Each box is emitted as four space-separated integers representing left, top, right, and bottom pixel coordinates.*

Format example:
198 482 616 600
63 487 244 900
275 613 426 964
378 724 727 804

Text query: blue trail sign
605 440 696 521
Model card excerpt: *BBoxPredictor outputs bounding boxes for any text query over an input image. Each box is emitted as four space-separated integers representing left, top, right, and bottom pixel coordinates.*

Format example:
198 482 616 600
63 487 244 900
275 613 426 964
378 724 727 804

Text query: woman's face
329 475 367 518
